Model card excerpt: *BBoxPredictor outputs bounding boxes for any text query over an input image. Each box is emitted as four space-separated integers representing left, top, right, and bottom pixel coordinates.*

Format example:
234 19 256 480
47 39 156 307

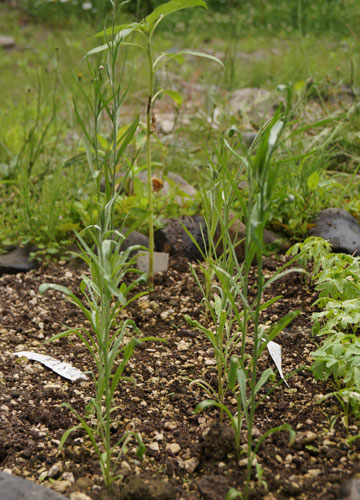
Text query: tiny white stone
70 492 93 500
177 340 189 352
166 443 181 454
48 464 60 478
120 461 131 473
62 472 75 483
163 421 177 430
53 480 71 493
184 457 199 473
148 442 160 452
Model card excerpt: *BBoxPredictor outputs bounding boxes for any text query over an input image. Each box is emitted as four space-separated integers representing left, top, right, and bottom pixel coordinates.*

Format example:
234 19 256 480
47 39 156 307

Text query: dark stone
196 474 230 500
0 246 38 276
154 215 206 260
117 228 149 253
310 208 360 255
0 471 68 500
336 478 360 500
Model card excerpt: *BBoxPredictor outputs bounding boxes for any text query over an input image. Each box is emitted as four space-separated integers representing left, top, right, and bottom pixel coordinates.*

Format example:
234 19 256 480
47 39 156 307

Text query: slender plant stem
145 37 155 289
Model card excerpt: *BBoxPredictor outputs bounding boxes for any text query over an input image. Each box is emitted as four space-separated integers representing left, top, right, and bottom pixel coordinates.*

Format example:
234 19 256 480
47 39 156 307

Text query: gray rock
0 471 68 500
337 478 360 500
241 131 257 148
154 215 206 261
229 87 276 126
229 87 271 113
136 170 197 202
0 246 38 276
165 171 197 199
0 35 15 49
310 208 360 255
117 228 149 253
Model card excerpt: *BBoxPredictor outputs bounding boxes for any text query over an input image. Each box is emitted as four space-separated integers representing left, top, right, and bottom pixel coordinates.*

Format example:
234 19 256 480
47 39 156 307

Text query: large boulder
0 246 38 276
154 215 206 261
310 208 360 255
0 471 68 500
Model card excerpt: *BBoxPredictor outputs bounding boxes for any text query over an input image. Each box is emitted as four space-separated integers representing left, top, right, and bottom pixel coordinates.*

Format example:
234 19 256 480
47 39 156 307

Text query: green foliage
286 236 332 274
312 333 360 388
289 238 360 424
15 0 360 38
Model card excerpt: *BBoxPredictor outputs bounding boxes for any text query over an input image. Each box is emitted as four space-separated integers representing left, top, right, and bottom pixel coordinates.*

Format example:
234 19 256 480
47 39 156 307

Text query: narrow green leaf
254 423 295 455
85 26 136 59
92 22 139 39
180 50 224 69
195 399 235 424
229 356 239 390
59 424 82 450
39 283 72 296
145 0 207 28
263 310 301 347
254 368 275 395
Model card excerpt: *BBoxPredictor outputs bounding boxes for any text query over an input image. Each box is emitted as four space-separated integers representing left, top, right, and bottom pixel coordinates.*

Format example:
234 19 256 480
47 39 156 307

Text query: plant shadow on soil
0 256 360 499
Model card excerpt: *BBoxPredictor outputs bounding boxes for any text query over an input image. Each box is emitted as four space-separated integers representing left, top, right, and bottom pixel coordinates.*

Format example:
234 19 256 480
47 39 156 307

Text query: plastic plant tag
13 351 88 381
266 341 289 388
137 251 169 274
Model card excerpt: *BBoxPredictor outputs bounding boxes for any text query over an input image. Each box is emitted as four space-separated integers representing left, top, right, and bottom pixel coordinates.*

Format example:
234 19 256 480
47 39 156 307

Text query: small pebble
166 443 181 454
70 493 93 500
53 480 71 493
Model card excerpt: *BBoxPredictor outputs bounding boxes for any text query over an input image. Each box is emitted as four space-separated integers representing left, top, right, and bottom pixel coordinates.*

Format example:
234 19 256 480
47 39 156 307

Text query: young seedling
86 0 223 288
187 86 302 499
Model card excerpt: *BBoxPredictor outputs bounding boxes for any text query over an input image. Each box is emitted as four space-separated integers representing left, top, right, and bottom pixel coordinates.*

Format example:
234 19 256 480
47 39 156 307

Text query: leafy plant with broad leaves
289 236 360 427
86 0 223 287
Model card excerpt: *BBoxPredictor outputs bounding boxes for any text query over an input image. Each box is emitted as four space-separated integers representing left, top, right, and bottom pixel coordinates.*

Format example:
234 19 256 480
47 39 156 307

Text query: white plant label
13 351 88 381
266 341 289 388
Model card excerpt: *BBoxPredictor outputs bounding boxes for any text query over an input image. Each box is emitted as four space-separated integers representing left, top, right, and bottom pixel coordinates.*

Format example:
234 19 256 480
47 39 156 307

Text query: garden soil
0 256 359 500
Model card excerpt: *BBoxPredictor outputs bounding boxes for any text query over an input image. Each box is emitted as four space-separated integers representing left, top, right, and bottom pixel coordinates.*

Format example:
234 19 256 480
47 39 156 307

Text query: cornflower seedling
40 222 164 486
187 85 302 499
86 0 223 288
39 2 168 484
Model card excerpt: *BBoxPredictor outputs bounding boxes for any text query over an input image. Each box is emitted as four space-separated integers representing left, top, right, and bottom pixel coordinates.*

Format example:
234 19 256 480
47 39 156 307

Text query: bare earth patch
0 256 359 499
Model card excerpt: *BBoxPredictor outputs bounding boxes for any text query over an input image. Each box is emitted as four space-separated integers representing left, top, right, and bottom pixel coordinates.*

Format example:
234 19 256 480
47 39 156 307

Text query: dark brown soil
0 256 359 500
